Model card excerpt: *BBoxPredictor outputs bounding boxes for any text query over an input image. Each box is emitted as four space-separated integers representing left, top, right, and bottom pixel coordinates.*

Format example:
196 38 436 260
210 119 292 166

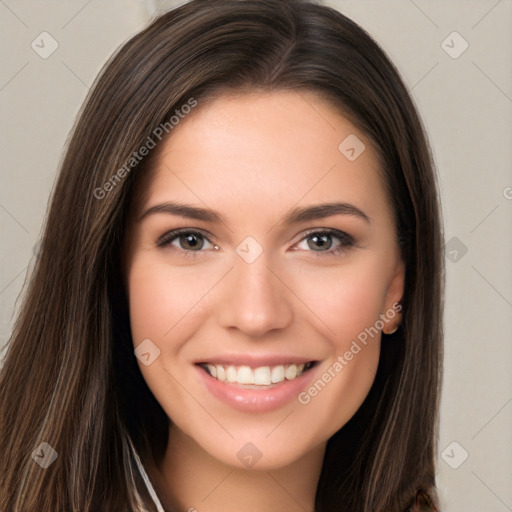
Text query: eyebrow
138 200 370 225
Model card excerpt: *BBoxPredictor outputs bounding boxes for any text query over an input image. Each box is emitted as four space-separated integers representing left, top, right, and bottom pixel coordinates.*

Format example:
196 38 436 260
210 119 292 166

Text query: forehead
134 90 390 224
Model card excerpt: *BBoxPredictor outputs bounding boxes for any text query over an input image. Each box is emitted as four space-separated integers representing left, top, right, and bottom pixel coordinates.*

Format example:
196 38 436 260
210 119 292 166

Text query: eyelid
292 228 356 257
297 227 355 245
156 228 217 249
156 227 356 256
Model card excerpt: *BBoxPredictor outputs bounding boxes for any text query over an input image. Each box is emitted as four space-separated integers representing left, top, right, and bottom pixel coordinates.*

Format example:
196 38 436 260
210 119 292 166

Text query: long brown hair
0 1 444 510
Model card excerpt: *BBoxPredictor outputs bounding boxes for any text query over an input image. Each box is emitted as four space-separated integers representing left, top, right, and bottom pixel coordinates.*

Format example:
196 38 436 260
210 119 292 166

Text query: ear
382 257 405 328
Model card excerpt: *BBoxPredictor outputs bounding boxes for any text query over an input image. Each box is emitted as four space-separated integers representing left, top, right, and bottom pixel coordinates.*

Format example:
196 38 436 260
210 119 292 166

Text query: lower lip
195 364 318 413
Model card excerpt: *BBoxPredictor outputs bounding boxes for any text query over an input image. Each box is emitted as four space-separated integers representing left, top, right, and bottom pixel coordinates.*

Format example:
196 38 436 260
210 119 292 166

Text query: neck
152 424 326 512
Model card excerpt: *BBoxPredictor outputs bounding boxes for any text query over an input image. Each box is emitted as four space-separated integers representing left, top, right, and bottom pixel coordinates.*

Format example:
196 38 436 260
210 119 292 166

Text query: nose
216 254 294 338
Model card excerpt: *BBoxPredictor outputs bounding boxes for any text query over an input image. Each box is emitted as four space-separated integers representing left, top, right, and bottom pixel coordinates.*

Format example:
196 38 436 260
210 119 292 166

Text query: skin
123 90 404 512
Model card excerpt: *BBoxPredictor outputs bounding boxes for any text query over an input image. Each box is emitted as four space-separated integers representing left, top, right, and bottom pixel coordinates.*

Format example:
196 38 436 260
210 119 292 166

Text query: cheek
126 259 215 423
304 343 381 442
289 259 387 435
292 256 389 343
127 259 213 348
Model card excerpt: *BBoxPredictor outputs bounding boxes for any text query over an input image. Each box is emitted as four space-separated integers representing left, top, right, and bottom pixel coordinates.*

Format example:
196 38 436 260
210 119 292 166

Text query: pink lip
195 353 314 367
195 363 319 413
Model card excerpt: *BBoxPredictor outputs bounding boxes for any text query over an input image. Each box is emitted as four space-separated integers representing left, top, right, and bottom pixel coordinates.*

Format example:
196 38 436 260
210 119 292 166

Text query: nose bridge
216 250 294 337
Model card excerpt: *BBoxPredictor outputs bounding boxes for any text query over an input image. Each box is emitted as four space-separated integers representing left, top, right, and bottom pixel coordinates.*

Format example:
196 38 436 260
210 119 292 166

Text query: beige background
1 0 511 510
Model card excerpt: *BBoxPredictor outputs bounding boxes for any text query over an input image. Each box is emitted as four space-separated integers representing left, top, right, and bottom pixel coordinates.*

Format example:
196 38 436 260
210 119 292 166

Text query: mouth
194 358 320 412
197 361 317 388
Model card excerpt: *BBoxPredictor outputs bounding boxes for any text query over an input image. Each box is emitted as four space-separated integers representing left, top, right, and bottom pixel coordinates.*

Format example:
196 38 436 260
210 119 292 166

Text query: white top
126 434 167 512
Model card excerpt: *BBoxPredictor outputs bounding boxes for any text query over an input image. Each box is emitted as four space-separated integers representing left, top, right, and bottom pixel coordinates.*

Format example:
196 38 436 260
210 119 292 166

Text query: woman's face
124 91 404 470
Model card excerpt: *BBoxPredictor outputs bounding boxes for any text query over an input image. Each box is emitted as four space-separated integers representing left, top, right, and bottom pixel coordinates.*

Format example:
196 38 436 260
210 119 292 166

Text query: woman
0 0 444 510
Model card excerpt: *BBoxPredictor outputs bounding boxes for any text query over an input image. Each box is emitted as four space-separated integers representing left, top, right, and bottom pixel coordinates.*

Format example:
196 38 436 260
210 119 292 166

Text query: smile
195 360 319 413
199 362 315 386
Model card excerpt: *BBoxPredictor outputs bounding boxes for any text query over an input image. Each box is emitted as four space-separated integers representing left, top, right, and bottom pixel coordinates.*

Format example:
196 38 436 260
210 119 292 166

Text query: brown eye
178 232 204 250
307 233 334 251
157 229 216 252
295 229 355 257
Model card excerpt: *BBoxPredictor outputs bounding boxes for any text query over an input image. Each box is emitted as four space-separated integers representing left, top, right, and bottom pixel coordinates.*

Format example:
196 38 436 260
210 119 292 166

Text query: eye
294 229 355 257
156 228 355 257
157 229 216 254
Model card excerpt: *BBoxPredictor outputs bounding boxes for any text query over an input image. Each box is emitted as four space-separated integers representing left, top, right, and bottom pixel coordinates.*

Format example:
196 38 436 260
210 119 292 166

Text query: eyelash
156 228 356 258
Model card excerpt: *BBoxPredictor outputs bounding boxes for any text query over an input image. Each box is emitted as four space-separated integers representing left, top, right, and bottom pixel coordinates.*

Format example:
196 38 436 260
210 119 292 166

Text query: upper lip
195 354 316 367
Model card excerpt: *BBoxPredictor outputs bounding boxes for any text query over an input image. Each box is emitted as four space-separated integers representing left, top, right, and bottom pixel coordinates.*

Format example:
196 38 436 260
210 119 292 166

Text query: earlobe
382 322 400 335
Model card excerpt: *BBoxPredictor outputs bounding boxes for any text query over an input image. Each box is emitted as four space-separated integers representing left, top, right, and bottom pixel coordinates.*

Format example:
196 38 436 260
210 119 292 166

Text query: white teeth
203 362 310 385
271 365 285 383
226 365 237 383
237 366 254 384
216 365 226 381
206 364 217 378
285 364 297 380
254 366 271 385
